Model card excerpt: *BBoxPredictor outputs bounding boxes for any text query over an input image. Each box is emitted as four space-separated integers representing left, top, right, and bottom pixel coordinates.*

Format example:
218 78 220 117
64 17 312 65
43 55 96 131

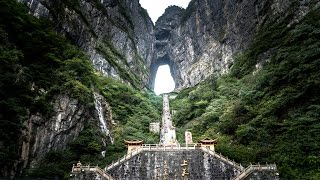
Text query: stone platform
107 148 242 180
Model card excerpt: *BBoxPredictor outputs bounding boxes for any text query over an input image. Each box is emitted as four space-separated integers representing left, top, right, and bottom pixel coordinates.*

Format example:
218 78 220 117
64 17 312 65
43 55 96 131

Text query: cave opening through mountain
154 65 175 95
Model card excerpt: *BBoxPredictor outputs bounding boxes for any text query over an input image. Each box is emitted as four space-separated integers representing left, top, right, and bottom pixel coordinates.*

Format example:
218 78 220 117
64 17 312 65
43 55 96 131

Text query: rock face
18 0 155 87
18 0 314 90
107 150 241 180
11 0 317 178
150 0 315 89
20 95 86 170
15 93 112 176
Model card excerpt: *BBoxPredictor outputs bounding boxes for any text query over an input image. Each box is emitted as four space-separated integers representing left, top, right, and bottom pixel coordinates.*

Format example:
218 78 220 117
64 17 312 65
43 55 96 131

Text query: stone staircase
232 163 279 180
70 146 279 180
105 144 278 180
71 165 114 180
71 94 279 179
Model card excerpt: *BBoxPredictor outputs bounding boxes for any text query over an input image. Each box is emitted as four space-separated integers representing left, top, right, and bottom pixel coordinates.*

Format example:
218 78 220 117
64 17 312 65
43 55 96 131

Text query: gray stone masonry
107 150 241 180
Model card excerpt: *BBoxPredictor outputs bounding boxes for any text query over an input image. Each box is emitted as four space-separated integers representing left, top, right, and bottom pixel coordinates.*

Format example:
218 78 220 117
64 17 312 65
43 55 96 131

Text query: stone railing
232 163 278 180
106 143 243 171
201 147 244 171
72 164 114 180
106 148 144 171
141 143 201 150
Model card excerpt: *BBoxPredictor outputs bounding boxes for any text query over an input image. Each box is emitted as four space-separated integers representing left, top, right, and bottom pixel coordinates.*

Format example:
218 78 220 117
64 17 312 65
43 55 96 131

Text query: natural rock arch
149 54 178 91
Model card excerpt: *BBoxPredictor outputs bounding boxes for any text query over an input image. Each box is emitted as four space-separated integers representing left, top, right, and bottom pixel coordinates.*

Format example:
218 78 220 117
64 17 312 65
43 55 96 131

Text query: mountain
18 0 155 88
151 0 317 89
0 0 319 179
0 0 160 178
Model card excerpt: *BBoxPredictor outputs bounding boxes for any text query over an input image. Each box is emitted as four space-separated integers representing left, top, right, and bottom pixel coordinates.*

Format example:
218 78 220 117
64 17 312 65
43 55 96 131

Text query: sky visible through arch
154 65 175 95
139 0 191 94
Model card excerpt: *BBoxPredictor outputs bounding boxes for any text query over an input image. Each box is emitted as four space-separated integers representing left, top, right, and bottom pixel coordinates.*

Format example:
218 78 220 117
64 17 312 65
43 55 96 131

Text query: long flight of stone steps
71 94 278 179
104 144 278 179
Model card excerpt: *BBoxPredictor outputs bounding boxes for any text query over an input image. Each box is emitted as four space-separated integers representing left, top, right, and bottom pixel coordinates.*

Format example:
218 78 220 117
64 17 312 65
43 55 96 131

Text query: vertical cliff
18 0 155 87
3 0 319 178
151 0 315 89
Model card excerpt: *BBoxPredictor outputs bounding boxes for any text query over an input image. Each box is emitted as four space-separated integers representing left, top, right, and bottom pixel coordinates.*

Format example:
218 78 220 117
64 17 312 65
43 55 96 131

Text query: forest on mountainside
171 4 320 179
0 1 161 178
1 0 320 179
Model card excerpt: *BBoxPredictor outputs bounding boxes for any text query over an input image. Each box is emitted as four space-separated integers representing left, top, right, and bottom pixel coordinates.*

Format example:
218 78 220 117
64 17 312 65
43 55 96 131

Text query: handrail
232 163 277 180
106 143 243 172
72 165 114 180
104 144 277 180
141 143 201 150
106 148 144 171
200 147 244 171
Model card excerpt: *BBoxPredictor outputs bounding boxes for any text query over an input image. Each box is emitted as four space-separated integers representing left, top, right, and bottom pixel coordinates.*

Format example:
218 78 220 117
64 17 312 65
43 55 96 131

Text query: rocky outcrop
149 6 185 89
18 0 316 90
93 92 115 144
150 0 316 89
13 93 113 176
20 95 87 170
18 0 155 87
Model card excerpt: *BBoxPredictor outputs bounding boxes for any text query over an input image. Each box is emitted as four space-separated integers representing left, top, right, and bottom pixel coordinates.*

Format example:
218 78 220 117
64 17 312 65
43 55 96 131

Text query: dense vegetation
0 0 96 175
1 0 319 179
0 0 161 179
27 77 161 179
171 5 320 179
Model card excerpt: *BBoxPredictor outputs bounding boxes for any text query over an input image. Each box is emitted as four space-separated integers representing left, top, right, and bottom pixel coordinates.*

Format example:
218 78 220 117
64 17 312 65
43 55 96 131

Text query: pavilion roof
198 138 218 144
124 140 144 145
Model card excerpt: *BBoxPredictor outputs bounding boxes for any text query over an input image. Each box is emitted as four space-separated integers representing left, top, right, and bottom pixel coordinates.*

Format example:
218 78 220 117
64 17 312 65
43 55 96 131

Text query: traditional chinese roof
124 140 144 145
198 138 218 144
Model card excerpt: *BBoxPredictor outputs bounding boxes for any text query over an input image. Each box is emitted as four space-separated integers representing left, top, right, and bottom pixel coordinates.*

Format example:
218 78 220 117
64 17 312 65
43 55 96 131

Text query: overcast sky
139 0 191 23
154 65 175 95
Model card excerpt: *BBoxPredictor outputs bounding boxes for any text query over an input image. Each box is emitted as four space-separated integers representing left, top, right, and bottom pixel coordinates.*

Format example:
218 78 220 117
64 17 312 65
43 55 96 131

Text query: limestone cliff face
18 0 154 87
151 0 315 89
20 95 86 172
13 0 152 176
10 93 113 177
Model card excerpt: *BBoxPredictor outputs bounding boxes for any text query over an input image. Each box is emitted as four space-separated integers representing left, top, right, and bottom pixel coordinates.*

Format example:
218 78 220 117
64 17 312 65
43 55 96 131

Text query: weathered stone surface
150 0 315 90
17 93 112 175
18 0 154 87
107 150 241 180
20 95 86 170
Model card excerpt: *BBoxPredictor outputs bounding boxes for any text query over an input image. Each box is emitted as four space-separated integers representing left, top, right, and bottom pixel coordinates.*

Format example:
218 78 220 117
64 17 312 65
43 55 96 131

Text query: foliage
171 6 320 179
26 125 108 179
0 0 97 175
0 0 162 178
95 76 162 164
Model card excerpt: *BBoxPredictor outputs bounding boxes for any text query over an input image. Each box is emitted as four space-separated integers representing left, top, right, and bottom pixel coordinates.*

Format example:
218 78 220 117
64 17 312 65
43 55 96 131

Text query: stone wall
107 150 241 180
